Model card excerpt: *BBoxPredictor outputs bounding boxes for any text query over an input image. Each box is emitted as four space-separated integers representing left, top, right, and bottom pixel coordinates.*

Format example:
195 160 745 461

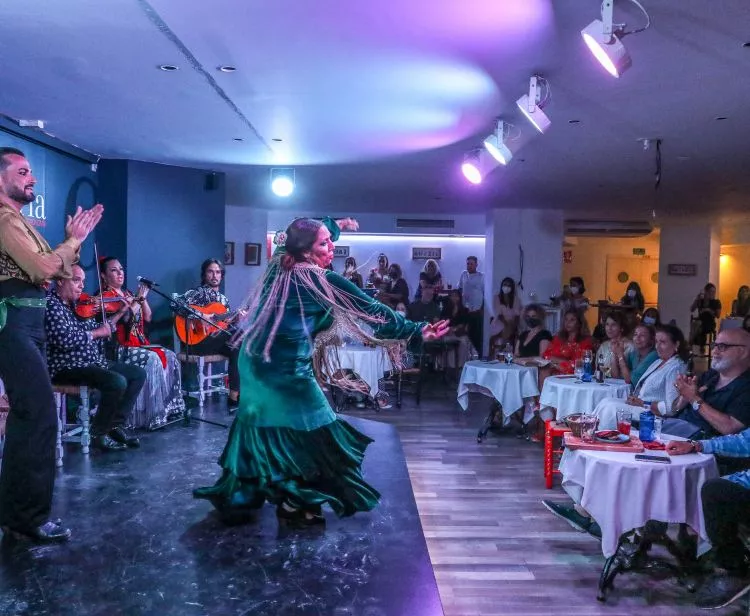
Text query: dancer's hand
335 217 359 232
422 319 451 341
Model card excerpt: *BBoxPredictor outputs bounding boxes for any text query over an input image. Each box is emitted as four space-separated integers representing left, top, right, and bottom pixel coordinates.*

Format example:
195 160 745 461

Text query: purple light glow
461 161 482 184
581 20 631 78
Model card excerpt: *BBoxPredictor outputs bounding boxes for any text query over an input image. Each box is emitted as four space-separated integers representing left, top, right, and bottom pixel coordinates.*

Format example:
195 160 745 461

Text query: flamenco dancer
194 216 449 526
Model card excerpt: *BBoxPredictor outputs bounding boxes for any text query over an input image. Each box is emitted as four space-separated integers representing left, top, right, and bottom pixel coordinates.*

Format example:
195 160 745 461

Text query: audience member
414 259 443 301
561 276 590 321
407 285 441 323
46 265 146 452
590 324 688 429
641 306 661 327
543 309 593 374
367 253 389 289
515 304 552 358
489 277 522 358
744 314 750 333
609 323 658 385
439 289 475 369
595 311 634 378
458 256 484 356
377 263 409 308
666 430 750 609
342 256 363 288
731 285 750 317
691 282 721 347
621 281 645 313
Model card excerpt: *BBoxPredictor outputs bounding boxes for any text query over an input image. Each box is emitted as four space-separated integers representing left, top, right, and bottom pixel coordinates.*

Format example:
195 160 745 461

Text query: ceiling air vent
565 220 653 238
395 218 455 229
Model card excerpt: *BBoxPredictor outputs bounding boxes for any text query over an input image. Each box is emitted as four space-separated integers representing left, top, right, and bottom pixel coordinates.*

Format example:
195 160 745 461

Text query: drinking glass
616 409 631 436
574 359 584 381
581 415 599 442
653 417 663 442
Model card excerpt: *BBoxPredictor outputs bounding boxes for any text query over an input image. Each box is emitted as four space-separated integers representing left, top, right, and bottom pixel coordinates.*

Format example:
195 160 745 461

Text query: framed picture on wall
224 241 235 266
245 242 261 266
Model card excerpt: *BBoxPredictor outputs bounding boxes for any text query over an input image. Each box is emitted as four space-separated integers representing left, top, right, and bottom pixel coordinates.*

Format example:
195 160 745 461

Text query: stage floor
0 410 443 616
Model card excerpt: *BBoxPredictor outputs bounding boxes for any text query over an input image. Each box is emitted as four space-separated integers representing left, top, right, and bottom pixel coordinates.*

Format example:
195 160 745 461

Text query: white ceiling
1 0 749 217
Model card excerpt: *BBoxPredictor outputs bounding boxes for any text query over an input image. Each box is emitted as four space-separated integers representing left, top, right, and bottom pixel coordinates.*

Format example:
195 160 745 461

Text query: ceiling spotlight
483 120 513 165
159 64 179 72
270 168 295 197
581 0 650 78
218 65 236 73
461 150 483 185
516 75 551 134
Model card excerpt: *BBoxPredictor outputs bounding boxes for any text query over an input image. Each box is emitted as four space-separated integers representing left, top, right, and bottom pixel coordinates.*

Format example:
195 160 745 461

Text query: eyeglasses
711 343 748 352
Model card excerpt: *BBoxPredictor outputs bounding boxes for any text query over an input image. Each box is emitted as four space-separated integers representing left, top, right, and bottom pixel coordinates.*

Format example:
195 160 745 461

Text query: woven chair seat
177 353 227 363
53 384 86 396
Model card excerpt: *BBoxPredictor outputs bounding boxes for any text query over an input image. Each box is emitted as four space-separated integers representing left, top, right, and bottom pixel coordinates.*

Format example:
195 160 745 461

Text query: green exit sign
633 248 646 256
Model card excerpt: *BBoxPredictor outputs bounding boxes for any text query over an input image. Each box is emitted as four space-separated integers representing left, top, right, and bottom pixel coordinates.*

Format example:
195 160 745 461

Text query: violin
74 292 131 320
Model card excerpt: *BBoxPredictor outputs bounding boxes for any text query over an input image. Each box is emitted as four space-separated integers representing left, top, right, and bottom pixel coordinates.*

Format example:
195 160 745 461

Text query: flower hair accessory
273 231 287 247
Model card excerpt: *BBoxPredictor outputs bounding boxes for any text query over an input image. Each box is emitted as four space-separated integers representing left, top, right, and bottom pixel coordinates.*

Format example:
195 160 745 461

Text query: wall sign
667 263 697 277
632 247 646 256
411 247 442 260
333 246 350 258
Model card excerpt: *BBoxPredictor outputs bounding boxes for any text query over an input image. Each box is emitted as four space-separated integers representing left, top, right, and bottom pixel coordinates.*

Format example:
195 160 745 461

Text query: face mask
627 289 636 298
525 317 541 328
396 310 406 317
643 316 656 325
570 286 580 295
501 286 512 294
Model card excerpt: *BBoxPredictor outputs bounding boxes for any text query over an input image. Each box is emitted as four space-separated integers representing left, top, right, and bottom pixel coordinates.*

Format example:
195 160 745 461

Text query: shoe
542 500 595 533
91 434 127 452
109 426 140 448
227 396 239 414
276 504 325 527
695 571 750 609
2 520 71 543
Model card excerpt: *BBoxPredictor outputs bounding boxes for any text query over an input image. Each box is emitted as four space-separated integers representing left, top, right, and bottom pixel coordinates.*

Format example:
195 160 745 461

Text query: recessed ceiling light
715 116 728 121
568 119 581 124
218 65 236 73
743 42 750 48
159 64 179 72
233 138 243 142
272 138 283 142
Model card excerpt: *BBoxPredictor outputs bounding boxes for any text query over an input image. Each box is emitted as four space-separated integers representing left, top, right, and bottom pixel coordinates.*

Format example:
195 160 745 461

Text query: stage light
461 150 483 185
581 0 650 78
483 120 513 165
270 168 295 197
516 75 551 134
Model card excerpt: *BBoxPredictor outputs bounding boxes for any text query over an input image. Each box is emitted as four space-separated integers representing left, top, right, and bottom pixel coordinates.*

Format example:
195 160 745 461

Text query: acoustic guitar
174 303 241 345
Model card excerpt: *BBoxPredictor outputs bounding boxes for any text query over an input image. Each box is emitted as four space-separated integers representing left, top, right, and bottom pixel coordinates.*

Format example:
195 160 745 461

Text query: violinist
179 259 241 411
96 257 184 428
45 265 146 452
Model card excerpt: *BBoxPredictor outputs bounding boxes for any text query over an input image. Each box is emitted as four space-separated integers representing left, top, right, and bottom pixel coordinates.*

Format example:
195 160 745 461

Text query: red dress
543 335 593 374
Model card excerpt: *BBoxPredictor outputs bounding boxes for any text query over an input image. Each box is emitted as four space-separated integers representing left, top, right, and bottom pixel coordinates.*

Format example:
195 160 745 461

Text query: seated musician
97 256 184 427
178 258 241 410
45 265 146 451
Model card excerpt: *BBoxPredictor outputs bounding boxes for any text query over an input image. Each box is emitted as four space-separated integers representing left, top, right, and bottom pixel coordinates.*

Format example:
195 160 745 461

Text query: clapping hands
65 204 104 243
422 319 451 342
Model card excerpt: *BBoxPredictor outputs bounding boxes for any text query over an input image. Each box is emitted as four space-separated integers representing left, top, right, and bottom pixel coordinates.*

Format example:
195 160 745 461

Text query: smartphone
635 454 671 464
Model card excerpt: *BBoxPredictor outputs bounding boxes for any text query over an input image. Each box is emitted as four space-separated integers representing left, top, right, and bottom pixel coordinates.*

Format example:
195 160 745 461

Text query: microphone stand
139 280 229 429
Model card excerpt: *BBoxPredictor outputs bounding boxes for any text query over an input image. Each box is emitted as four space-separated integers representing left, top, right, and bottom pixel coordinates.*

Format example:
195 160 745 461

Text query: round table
457 360 539 415
539 376 631 420
559 441 719 558
327 345 393 397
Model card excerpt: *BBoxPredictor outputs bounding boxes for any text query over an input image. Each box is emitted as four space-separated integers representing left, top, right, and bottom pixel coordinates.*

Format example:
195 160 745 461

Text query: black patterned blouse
180 284 231 309
45 290 107 379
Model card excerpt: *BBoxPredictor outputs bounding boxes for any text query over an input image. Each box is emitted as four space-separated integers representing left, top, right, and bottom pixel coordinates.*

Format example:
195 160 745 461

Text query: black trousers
701 477 750 572
466 309 484 358
188 331 240 392
53 362 146 436
0 280 57 531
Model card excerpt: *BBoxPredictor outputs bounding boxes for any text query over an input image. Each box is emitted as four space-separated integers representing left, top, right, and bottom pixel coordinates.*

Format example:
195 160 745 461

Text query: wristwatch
691 398 704 412
688 440 702 453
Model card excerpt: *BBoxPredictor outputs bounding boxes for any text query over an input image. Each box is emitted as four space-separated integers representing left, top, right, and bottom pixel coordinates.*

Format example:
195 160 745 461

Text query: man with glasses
669 328 750 438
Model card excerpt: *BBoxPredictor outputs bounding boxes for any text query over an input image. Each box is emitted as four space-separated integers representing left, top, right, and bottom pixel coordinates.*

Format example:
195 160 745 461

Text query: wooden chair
544 419 572 489
53 384 92 467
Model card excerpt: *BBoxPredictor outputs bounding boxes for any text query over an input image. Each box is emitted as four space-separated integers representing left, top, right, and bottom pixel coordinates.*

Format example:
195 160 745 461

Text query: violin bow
93 243 108 325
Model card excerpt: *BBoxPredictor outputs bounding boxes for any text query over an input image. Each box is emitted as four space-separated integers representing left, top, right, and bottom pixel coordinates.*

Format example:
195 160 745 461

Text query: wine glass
574 359 584 381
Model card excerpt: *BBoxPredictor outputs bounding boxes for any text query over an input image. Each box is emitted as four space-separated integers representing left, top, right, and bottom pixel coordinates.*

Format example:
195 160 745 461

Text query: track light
461 150 483 185
270 168 295 197
581 0 650 78
516 76 551 134
483 120 513 165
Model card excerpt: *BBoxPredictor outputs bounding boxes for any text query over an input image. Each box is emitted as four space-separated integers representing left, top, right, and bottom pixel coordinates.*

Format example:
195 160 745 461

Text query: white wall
719 245 750 315
224 206 268 307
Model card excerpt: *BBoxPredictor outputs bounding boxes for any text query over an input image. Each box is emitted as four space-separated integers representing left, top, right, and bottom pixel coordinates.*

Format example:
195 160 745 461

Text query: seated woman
98 257 184 428
690 283 721 347
595 311 635 378
641 306 661 327
591 324 688 430
488 277 522 358
414 258 443 301
543 309 593 374
621 281 645 313
561 276 590 333
609 323 659 386
731 285 750 317
342 256 363 289
377 264 409 308
439 289 476 369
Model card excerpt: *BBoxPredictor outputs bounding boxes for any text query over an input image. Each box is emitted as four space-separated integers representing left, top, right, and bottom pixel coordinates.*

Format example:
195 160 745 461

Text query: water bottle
503 343 514 365
639 407 655 442
582 350 593 382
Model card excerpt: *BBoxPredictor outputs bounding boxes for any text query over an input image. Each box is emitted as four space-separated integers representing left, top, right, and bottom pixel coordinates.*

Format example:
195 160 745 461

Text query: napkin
642 440 666 451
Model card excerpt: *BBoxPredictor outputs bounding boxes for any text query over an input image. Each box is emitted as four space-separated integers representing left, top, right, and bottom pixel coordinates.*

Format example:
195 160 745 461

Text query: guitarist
179 259 241 411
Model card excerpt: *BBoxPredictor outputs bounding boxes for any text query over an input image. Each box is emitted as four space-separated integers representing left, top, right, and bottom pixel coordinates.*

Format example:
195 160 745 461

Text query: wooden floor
350 382 747 616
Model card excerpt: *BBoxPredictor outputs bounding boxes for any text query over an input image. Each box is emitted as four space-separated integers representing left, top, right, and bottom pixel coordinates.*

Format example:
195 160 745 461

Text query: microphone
137 276 159 288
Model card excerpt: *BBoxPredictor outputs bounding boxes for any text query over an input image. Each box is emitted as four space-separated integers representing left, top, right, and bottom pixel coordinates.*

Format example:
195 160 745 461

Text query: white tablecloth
327 345 393 397
559 441 719 557
540 376 631 420
457 361 539 414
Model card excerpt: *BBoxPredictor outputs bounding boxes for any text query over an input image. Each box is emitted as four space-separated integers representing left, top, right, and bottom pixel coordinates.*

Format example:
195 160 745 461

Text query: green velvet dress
194 219 424 517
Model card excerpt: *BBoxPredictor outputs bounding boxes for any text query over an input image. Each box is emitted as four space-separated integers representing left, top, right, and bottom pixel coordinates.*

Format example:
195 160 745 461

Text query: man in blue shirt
667 430 750 609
